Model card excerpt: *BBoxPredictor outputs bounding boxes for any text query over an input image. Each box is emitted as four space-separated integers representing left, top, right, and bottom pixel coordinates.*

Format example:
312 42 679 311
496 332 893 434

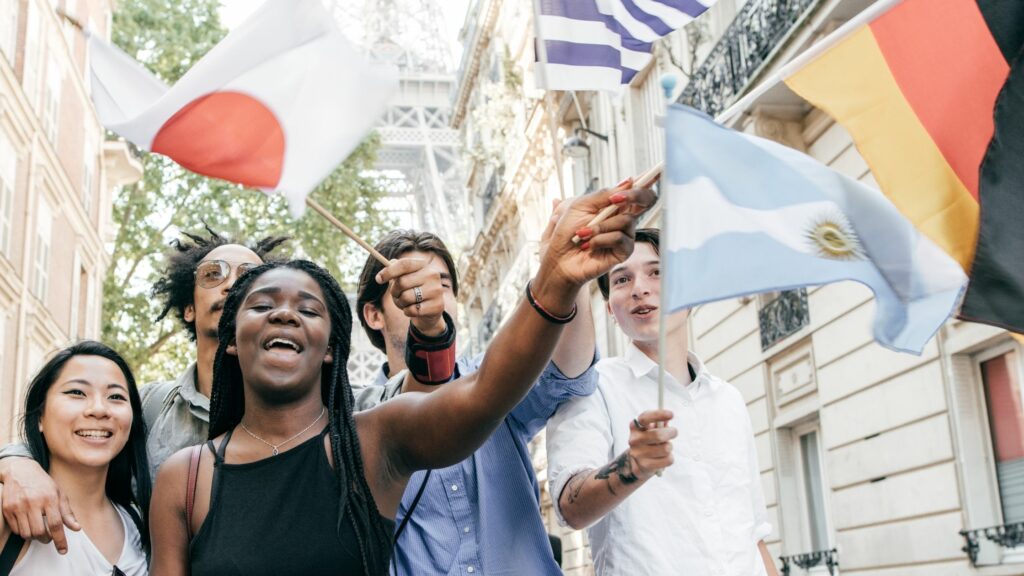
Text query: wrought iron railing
961 522 1024 565
759 288 810 350
679 0 820 117
779 548 838 576
481 171 499 218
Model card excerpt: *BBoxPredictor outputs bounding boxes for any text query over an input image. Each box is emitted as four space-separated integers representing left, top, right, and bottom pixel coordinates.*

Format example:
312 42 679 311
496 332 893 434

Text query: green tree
102 0 395 383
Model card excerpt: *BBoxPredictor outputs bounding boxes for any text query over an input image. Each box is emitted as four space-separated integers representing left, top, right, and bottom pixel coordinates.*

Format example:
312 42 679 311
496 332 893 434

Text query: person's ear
226 340 238 356
324 346 333 364
363 302 385 331
606 301 616 323
184 303 196 323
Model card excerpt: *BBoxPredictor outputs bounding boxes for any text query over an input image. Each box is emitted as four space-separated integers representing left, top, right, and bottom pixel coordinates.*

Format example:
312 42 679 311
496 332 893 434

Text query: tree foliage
102 0 395 383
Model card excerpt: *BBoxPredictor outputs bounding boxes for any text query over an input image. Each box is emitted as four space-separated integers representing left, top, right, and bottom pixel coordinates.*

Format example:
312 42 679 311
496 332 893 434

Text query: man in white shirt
547 228 778 575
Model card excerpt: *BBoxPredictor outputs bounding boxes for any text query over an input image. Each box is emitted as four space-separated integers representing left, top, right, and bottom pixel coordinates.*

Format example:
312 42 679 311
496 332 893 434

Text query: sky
218 0 471 63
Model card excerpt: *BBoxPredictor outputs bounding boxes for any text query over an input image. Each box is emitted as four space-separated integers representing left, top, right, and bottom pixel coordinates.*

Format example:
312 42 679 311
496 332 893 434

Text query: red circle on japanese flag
152 91 285 188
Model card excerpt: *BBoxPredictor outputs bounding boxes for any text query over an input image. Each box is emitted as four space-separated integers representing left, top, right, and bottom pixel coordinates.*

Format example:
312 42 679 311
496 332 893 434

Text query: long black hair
208 260 391 575
21 340 152 551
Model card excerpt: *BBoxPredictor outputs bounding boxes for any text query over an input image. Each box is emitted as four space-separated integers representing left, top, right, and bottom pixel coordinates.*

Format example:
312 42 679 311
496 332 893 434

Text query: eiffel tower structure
329 0 469 387
330 0 467 248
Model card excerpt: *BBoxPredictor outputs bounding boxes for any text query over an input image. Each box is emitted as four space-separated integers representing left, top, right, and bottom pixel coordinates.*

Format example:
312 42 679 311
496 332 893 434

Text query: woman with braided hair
147 185 656 576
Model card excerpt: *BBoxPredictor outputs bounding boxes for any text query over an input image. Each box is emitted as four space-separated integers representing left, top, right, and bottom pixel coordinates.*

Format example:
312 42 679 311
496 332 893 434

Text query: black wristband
525 280 577 324
405 311 457 385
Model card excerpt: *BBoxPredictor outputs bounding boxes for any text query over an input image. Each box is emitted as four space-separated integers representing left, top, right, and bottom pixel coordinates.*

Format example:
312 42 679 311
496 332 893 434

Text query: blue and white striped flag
535 0 717 91
663 105 968 354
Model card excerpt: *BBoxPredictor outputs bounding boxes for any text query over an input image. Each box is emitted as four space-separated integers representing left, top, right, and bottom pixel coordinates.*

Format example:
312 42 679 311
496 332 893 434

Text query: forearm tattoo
595 451 639 486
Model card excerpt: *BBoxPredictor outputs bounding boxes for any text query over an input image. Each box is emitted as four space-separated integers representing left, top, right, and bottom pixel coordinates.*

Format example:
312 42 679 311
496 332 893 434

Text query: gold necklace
240 406 326 456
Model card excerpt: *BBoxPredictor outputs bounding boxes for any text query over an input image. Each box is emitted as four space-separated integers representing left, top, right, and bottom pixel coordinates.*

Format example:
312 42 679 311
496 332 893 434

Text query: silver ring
413 286 424 304
633 417 648 431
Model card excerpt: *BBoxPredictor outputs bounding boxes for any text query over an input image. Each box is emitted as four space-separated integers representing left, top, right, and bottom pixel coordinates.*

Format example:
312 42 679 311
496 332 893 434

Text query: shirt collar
623 343 716 392
174 361 210 411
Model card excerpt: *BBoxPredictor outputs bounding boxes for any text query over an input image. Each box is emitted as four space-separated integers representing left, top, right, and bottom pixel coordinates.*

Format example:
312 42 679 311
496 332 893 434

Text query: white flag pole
656 74 678 414
531 0 570 200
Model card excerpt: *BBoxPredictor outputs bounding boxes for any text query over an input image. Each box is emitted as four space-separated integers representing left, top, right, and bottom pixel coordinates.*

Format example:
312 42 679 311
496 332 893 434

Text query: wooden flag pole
531 0 569 200
305 197 390 266
571 161 663 244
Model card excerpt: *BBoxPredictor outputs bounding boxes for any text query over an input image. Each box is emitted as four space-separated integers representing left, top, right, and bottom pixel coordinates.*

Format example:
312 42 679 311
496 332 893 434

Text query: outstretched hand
539 182 657 290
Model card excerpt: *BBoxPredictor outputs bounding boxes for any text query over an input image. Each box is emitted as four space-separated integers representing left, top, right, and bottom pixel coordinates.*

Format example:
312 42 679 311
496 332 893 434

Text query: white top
547 345 771 576
10 503 147 576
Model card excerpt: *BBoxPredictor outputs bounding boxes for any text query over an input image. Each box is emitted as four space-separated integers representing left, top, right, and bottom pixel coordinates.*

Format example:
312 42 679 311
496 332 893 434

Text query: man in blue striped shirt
353 228 597 575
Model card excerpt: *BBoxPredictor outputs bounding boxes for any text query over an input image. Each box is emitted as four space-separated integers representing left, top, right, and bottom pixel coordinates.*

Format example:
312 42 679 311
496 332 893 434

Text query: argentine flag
663 105 967 354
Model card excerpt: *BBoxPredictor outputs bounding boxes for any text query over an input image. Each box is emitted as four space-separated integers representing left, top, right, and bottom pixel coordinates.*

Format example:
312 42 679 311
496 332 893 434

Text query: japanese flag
88 0 398 215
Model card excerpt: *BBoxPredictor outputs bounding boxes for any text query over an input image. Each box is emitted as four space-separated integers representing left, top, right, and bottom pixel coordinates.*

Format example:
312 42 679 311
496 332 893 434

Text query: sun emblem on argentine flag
804 209 865 261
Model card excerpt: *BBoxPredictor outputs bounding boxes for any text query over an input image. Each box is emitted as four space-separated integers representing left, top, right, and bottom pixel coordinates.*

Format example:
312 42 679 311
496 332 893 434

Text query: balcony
779 548 838 576
679 0 821 117
961 522 1024 566
759 289 810 350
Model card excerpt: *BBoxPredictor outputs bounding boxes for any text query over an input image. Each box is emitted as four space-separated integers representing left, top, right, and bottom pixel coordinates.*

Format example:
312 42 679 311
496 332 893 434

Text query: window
0 132 15 256
0 0 17 63
798 429 829 552
44 55 62 144
778 420 836 574
33 197 52 301
953 342 1024 566
982 350 1024 524
61 0 77 52
23 2 43 110
82 127 95 213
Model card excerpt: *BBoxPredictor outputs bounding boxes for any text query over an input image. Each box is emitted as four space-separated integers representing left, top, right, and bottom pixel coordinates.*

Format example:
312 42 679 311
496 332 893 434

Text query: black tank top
190 428 393 575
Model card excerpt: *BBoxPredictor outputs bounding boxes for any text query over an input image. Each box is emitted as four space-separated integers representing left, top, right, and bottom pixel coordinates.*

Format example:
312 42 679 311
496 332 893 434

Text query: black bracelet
525 280 577 324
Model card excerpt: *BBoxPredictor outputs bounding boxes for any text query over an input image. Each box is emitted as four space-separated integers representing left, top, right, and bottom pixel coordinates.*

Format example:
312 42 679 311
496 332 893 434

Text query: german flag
785 0 1024 333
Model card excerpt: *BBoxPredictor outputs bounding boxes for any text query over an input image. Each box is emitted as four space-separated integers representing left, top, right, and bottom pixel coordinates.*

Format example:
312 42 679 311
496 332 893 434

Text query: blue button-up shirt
353 354 597 575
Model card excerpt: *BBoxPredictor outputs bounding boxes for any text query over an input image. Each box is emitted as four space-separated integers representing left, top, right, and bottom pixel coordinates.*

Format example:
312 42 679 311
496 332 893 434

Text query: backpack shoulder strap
142 380 180 429
0 533 26 576
185 444 202 540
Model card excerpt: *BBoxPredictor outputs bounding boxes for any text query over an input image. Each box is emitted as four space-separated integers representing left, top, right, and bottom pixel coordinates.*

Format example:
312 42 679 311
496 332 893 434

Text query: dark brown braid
209 260 392 575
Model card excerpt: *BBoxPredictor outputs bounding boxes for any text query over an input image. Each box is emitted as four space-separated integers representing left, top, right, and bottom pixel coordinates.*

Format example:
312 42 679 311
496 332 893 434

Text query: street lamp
562 126 609 159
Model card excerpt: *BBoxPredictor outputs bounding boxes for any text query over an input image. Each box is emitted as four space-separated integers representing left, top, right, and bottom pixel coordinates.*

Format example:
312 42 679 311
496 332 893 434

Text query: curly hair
209 260 392 575
152 224 289 340
355 230 459 353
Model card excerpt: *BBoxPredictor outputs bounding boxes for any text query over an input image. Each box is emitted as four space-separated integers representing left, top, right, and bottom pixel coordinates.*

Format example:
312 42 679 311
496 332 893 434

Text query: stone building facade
0 0 141 442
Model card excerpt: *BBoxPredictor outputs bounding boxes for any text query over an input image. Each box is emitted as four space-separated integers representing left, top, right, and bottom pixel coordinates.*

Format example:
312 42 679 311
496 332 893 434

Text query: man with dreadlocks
0 226 287 554
352 220 596 575
148 184 656 576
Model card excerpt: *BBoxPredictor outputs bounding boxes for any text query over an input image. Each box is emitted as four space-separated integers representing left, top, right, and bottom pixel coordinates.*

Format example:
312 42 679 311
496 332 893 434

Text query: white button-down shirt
547 345 771 575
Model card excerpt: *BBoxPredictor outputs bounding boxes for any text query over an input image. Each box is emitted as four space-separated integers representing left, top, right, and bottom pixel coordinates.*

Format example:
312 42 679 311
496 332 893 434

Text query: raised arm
368 186 655 479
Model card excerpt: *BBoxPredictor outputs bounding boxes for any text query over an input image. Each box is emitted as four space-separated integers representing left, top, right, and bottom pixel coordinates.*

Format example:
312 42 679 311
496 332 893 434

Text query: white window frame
82 125 95 213
0 131 16 257
33 197 52 301
0 0 17 64
791 421 833 561
952 340 1024 566
43 54 62 145
23 2 42 110
777 418 836 572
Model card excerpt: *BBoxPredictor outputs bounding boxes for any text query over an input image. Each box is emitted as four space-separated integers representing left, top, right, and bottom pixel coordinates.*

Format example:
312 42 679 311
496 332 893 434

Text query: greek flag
535 0 717 91
663 105 968 354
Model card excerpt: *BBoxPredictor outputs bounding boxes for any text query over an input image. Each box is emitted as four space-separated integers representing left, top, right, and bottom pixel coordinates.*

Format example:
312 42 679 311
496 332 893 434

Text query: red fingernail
615 177 633 189
576 227 593 239
581 242 591 250
610 192 627 203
